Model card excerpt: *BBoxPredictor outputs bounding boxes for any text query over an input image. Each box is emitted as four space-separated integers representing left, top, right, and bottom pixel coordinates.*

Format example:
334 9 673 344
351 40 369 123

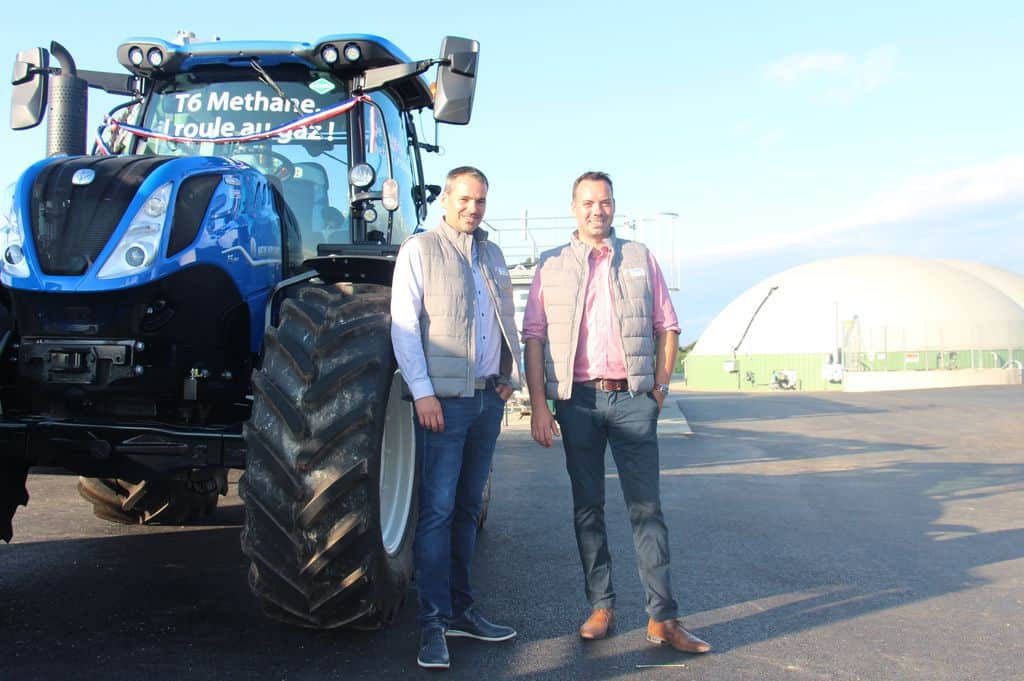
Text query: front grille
29 156 173 275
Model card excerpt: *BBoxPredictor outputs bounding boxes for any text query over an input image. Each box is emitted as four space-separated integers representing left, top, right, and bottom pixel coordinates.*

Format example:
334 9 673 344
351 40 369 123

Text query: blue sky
3 2 1022 342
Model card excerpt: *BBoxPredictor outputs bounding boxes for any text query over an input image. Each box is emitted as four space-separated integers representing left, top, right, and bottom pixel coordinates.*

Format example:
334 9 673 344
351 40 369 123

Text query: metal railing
481 212 682 290
480 214 577 267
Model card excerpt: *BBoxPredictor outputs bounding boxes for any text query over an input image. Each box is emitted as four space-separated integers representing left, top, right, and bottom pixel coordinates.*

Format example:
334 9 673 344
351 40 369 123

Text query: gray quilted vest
533 231 655 399
412 221 522 398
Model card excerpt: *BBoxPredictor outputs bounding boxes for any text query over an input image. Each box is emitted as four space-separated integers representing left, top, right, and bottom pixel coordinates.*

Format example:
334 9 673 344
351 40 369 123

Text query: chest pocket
616 264 651 302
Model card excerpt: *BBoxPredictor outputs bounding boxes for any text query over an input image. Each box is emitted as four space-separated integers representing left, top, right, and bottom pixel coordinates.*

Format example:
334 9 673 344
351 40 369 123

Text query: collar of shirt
571 227 618 253
589 243 612 263
438 218 490 244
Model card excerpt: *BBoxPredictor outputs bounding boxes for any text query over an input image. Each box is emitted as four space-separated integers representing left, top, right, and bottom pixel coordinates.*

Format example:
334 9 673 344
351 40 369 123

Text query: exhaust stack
46 41 87 157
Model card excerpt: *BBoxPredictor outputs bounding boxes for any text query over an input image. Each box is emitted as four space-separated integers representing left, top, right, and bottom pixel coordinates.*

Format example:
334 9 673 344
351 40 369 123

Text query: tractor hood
2 155 267 291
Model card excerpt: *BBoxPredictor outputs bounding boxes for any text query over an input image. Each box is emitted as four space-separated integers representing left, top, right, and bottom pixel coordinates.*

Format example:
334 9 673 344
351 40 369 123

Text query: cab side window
367 92 418 243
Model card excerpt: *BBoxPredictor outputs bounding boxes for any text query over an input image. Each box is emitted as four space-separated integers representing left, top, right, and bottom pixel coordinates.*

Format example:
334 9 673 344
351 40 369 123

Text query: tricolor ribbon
96 94 370 155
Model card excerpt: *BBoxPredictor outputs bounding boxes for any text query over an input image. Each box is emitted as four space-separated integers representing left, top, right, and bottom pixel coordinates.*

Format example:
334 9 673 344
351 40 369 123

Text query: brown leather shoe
646 618 711 654
579 608 614 640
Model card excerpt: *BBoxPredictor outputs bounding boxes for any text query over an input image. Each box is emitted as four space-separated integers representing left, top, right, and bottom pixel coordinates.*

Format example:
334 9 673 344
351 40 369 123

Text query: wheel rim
379 370 416 556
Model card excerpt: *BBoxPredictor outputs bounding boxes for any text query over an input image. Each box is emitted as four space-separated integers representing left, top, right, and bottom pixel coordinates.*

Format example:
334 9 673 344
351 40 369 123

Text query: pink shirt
521 240 680 382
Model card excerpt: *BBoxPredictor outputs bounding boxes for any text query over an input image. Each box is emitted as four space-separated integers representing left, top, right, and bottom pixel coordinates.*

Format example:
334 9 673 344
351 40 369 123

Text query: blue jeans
414 387 504 628
555 383 679 622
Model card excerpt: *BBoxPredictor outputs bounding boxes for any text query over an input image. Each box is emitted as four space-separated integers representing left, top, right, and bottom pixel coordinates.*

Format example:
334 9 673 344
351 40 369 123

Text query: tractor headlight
343 43 362 63
321 44 340 65
143 191 168 217
0 182 29 279
124 244 148 267
349 163 375 189
97 182 172 279
4 245 24 265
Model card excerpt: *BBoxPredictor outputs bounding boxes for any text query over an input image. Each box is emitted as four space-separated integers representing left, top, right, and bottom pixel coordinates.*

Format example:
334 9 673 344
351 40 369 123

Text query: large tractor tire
77 472 224 525
239 282 417 629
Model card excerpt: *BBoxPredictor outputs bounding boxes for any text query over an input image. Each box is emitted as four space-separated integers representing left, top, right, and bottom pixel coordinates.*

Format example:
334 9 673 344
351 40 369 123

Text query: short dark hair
572 171 613 200
444 166 489 193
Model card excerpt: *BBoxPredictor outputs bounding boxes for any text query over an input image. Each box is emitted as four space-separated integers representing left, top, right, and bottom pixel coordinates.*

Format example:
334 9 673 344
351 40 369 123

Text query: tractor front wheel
239 283 416 629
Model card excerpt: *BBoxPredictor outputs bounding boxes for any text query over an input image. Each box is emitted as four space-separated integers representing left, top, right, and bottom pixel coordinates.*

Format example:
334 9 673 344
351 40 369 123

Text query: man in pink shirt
521 171 710 654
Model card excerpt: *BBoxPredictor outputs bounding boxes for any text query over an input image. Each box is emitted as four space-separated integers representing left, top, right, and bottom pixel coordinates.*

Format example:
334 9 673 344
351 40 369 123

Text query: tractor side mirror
10 47 49 130
433 36 479 125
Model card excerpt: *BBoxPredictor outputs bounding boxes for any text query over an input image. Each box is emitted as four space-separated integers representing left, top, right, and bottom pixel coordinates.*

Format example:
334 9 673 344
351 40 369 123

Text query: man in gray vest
391 166 523 670
521 171 710 654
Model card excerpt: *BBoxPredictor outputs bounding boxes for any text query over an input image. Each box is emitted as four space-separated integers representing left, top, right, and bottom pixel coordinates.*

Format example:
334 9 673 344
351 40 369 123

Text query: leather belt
577 378 629 392
474 376 499 390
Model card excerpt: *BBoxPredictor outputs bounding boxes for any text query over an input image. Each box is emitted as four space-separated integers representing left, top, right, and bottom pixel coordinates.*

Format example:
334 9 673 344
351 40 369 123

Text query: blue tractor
0 32 479 628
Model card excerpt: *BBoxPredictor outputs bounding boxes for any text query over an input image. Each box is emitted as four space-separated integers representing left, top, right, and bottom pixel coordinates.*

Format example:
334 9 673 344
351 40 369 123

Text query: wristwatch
656 383 670 396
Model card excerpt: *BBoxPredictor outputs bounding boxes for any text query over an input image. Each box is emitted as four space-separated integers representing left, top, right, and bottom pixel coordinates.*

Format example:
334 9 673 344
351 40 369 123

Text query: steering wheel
231 151 295 180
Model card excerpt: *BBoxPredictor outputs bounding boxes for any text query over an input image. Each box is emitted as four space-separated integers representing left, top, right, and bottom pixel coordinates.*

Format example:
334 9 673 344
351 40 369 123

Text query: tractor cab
10 34 479 265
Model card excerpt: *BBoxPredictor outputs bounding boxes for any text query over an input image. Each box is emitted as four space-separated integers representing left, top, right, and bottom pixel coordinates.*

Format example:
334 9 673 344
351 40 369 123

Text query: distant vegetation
675 341 695 375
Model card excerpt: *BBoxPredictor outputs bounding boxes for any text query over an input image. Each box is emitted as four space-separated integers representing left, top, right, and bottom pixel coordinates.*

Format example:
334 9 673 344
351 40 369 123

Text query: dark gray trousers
554 383 679 621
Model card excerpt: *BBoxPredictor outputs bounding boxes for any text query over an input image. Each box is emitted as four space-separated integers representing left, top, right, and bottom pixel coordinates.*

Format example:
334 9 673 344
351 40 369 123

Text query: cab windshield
134 68 415 252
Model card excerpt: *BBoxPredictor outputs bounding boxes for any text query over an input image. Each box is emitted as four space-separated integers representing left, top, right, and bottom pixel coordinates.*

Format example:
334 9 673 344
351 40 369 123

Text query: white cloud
844 156 1024 225
766 53 850 84
765 48 897 99
757 129 784 147
686 156 1024 261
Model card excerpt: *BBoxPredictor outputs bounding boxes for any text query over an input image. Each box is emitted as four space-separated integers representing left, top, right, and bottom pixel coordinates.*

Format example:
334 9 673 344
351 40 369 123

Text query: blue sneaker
446 608 517 642
417 625 450 669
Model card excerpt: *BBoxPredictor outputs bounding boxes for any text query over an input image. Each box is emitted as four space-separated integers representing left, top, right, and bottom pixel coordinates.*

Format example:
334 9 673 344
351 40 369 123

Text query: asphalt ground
2 385 1023 680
